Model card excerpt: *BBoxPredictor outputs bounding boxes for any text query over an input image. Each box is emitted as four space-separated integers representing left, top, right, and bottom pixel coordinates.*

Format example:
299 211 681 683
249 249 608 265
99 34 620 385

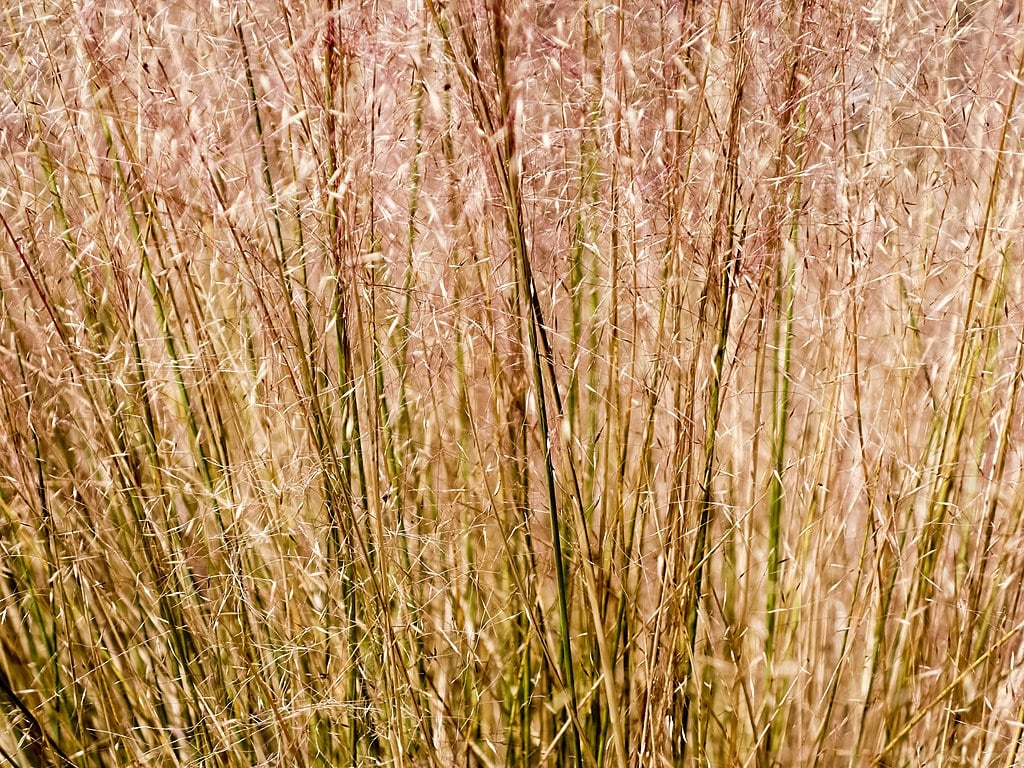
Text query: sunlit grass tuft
2 1 1024 766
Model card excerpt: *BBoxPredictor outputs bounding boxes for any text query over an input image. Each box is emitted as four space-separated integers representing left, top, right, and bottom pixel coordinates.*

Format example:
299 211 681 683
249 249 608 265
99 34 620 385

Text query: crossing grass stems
2 0 1024 766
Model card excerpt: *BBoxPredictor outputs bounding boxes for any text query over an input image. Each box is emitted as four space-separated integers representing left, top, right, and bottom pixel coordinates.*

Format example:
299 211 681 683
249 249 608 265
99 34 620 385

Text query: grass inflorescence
2 1 1024 766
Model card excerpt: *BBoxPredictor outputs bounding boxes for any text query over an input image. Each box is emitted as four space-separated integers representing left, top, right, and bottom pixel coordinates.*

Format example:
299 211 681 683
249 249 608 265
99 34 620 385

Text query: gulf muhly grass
4 0 1024 766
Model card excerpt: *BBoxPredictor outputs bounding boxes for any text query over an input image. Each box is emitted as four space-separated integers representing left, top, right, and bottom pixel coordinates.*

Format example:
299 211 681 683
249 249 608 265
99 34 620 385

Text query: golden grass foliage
2 0 1024 765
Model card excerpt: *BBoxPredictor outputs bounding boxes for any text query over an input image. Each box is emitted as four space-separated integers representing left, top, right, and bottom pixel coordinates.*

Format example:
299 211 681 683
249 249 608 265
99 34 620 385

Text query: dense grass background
3 0 1024 765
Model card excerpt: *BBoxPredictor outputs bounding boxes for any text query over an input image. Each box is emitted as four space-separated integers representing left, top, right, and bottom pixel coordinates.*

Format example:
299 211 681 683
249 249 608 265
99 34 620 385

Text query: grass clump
3 1 1024 766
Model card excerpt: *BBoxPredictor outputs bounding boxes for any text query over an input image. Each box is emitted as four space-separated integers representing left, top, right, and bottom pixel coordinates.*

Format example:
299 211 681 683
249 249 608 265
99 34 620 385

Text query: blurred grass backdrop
3 0 1024 766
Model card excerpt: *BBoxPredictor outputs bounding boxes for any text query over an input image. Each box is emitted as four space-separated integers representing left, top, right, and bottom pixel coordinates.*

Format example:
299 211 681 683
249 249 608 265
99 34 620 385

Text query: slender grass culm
4 1 1024 767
